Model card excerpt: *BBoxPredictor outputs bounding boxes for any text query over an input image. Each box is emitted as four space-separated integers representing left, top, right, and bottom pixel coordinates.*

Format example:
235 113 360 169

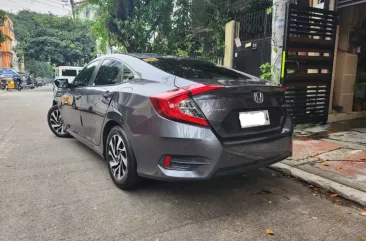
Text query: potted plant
354 97 362 112
362 101 366 110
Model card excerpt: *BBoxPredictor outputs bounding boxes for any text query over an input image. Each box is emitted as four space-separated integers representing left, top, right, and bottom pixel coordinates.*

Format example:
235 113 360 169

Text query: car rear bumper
129 115 293 181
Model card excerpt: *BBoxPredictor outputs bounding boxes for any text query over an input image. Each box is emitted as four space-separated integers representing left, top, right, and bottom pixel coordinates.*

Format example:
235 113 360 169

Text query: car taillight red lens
150 84 223 127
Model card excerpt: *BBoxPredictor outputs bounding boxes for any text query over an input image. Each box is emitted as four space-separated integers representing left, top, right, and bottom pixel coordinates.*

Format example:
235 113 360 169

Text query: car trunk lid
177 81 286 140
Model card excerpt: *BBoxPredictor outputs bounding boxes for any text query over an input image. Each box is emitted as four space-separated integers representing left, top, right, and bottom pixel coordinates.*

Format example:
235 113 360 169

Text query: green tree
88 0 231 60
9 10 96 66
88 0 174 53
25 59 53 78
0 10 9 47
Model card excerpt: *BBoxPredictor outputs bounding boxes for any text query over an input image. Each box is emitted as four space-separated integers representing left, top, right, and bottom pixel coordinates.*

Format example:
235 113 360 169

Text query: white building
75 2 99 20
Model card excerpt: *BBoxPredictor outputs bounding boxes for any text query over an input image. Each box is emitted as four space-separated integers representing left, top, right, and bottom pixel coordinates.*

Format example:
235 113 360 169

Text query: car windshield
145 58 256 85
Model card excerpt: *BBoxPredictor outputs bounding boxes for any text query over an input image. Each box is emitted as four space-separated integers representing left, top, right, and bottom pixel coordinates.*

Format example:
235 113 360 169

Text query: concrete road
0 87 366 241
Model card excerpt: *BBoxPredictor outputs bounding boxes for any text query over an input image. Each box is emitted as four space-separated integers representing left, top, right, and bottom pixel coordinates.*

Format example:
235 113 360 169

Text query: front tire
47 105 72 138
106 126 140 190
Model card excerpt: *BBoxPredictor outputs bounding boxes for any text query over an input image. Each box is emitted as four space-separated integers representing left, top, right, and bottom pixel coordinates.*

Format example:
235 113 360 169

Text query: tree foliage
25 59 54 78
0 10 9 46
88 0 231 59
9 10 96 66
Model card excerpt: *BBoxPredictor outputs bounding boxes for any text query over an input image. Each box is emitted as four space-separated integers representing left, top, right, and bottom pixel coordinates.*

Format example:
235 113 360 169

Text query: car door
59 61 99 137
80 59 135 145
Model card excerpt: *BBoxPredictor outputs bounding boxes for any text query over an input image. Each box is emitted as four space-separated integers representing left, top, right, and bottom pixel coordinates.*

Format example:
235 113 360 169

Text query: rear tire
106 126 141 190
47 105 72 138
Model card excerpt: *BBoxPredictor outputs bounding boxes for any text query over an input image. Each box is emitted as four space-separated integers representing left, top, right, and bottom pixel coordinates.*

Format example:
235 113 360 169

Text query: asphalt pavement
1 86 366 241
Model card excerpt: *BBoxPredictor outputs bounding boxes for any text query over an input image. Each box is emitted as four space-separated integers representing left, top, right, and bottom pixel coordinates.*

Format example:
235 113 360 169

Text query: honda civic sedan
47 54 293 190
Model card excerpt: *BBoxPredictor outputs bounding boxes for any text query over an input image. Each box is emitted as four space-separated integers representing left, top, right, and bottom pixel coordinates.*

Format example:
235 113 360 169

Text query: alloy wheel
49 109 66 135
108 135 128 180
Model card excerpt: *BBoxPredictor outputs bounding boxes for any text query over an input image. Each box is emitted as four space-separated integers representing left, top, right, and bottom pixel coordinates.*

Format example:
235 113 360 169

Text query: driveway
0 87 365 241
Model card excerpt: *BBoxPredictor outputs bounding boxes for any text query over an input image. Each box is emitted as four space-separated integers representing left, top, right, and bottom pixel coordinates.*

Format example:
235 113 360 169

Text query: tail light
150 84 223 127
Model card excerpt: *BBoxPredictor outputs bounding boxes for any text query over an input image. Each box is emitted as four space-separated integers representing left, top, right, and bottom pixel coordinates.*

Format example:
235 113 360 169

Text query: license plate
239 110 270 128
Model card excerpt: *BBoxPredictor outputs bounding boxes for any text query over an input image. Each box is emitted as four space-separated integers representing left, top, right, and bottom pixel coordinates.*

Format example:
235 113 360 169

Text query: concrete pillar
271 0 288 84
329 26 339 113
224 20 235 68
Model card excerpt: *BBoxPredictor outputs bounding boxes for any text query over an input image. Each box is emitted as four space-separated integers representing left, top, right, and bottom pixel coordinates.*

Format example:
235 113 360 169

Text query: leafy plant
0 10 9 46
259 62 272 81
87 0 230 60
0 30 8 46
0 10 6 22
354 97 362 105
266 7 272 15
354 82 361 91
9 10 96 66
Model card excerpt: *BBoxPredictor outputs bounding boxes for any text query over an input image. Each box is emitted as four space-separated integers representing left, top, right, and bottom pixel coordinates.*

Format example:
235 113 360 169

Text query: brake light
150 84 223 127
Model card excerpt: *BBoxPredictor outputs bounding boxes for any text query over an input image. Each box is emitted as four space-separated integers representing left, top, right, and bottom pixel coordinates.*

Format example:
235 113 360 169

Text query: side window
94 59 123 86
122 65 135 83
73 61 99 87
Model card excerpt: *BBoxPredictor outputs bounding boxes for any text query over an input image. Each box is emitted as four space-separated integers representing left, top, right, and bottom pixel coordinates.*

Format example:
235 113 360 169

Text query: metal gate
234 10 272 76
281 3 337 124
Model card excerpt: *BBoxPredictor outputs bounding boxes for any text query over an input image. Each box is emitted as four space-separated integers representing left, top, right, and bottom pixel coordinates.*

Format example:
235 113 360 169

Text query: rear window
61 69 78 77
144 58 254 85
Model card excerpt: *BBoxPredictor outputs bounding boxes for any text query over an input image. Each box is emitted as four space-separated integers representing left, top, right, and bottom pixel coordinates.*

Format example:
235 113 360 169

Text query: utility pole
271 0 288 84
70 0 75 19
62 0 76 19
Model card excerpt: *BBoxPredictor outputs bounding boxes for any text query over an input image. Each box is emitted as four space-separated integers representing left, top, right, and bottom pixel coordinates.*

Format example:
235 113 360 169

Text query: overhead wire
26 0 68 10
3 2 24 10
48 0 67 4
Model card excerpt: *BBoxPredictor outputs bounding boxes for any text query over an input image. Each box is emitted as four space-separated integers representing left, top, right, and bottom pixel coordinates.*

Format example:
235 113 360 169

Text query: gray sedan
47 54 293 190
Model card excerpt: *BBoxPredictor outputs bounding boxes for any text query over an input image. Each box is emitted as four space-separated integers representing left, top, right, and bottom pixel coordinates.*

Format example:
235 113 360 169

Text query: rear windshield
145 58 255 85
61 69 78 77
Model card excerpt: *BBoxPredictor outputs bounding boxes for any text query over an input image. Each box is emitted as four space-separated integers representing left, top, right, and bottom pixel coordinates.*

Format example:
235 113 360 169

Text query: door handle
103 91 113 99
75 95 81 100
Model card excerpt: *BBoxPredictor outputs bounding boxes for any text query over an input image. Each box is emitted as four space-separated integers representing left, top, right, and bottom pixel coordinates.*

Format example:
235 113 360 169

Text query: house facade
225 0 366 123
0 15 14 69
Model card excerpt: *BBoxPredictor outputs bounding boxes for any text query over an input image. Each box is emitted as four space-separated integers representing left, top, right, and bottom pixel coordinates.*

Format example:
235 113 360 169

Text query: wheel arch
102 109 129 159
101 96 130 159
102 120 120 158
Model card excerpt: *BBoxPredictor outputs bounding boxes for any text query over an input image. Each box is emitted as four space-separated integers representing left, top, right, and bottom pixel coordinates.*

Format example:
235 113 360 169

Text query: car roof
56 66 83 69
90 53 216 83
107 53 205 62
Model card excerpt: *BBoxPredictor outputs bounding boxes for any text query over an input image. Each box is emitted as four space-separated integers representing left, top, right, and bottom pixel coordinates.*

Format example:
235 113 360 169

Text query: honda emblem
253 92 264 104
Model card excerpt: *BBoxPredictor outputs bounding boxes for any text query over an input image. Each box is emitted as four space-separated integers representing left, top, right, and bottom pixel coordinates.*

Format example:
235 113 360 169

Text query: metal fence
233 9 272 76
236 10 272 42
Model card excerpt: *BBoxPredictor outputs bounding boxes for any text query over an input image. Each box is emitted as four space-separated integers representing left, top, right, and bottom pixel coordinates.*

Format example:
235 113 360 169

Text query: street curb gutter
270 162 366 207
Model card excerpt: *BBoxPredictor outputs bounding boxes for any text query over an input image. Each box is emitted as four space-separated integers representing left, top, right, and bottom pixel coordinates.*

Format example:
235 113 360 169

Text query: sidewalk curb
270 162 366 207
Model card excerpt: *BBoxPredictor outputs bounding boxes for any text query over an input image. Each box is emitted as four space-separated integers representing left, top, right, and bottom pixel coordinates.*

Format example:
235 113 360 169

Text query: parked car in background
47 54 293 190
35 78 44 87
21 76 35 89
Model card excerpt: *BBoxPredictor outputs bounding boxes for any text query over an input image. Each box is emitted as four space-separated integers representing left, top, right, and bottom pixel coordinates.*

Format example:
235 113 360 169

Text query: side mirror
54 79 70 88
